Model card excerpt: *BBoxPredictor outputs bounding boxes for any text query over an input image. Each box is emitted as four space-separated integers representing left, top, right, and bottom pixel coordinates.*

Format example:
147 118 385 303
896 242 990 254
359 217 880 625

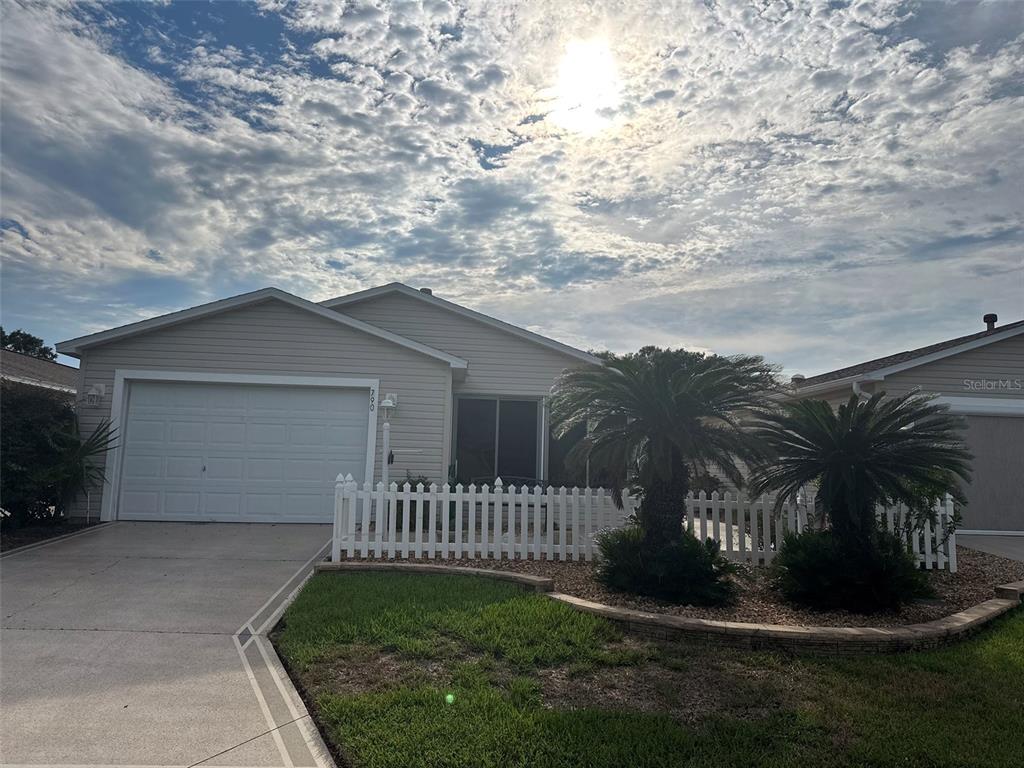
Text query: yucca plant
550 347 777 546
748 392 972 553
40 419 119 511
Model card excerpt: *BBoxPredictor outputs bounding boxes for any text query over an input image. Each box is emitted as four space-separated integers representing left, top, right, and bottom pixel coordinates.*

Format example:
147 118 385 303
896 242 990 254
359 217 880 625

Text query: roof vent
983 313 997 331
419 287 433 295
790 374 806 385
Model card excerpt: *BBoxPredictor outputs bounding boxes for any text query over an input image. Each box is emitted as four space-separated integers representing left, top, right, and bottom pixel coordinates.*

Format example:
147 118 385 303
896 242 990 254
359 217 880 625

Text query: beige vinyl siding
70 299 450 518
336 292 590 396
880 333 1024 398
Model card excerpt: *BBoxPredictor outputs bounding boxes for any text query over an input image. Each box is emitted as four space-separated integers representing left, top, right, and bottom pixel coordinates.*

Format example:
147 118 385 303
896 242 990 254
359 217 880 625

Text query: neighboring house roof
0 348 78 392
793 318 1024 394
55 287 469 372
321 282 602 366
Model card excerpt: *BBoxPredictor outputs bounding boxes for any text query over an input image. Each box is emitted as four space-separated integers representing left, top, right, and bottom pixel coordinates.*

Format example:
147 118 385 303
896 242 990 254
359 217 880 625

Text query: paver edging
547 592 1021 655
312 561 1024 655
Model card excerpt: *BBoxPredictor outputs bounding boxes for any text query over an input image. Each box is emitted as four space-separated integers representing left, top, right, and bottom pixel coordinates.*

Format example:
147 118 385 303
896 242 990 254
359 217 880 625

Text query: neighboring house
56 284 599 524
790 315 1024 535
0 348 78 396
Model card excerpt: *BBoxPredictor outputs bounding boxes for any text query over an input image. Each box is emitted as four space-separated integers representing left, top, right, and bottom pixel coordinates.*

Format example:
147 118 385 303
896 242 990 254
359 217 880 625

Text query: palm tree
550 347 777 545
748 392 972 553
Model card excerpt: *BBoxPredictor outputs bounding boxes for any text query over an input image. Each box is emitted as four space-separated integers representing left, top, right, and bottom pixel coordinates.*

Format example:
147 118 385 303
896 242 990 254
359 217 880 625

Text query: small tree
1 327 56 360
749 392 972 554
550 347 777 545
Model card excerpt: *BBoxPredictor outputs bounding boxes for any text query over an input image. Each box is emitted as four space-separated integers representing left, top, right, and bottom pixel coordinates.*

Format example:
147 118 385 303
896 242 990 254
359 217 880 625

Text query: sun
549 38 621 134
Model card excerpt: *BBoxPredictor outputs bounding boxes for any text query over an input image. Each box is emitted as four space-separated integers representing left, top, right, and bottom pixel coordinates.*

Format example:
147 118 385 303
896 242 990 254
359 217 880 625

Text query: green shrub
1 382 116 530
1 382 75 528
595 525 738 605
770 529 932 613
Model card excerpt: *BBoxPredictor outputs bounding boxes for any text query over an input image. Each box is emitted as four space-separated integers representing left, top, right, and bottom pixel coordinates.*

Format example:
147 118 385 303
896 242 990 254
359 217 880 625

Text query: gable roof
321 282 602 366
0 348 78 392
55 287 469 371
794 318 1024 394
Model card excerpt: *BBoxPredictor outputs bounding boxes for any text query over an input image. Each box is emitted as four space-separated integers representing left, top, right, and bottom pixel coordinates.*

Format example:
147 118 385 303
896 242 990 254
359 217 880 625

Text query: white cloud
1 0 1022 374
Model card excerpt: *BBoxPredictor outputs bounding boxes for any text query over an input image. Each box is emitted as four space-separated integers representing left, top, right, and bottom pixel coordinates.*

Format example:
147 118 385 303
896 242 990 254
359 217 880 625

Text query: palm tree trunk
639 465 690 545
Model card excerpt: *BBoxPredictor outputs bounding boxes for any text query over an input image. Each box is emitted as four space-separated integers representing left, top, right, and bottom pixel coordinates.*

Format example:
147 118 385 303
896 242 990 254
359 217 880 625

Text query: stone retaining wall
313 562 1024 656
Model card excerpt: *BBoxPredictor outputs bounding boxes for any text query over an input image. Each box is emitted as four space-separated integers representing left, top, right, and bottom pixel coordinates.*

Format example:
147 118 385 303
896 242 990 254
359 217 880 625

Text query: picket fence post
332 473 345 562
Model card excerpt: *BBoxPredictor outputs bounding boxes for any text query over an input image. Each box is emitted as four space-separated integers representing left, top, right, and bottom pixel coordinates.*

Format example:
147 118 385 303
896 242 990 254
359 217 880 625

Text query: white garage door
118 381 371 522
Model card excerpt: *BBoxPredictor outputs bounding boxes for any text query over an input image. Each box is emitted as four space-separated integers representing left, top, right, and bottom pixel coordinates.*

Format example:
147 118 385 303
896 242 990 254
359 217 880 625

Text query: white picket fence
330 475 958 572
331 476 632 563
684 491 958 571
877 495 959 572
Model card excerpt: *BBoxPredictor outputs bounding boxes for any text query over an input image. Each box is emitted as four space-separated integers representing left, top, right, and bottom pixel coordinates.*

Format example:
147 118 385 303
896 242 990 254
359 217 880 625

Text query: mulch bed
0 520 101 553
442 546 1024 628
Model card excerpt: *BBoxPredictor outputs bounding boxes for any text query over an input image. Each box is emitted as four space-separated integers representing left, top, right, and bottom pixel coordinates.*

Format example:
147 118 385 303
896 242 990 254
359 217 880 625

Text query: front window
454 397 539 485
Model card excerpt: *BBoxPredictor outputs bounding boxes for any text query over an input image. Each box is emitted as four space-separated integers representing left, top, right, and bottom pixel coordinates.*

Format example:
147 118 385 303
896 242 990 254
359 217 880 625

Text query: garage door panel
126 420 166 443
285 459 330 481
285 494 327 517
208 422 246 446
122 455 163 479
166 457 204 478
960 415 1024 531
122 490 160 516
245 457 284 480
169 421 206 445
204 493 242 517
205 457 243 481
165 492 202 516
289 423 326 447
118 380 371 522
247 423 287 447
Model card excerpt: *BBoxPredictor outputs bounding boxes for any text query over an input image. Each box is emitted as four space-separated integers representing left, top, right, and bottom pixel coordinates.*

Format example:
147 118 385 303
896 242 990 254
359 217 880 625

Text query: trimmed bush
770 529 932 613
1 382 75 528
595 524 738 605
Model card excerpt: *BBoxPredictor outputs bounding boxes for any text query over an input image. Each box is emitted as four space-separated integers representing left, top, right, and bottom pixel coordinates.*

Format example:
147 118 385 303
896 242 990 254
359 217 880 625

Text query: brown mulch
441 546 1024 628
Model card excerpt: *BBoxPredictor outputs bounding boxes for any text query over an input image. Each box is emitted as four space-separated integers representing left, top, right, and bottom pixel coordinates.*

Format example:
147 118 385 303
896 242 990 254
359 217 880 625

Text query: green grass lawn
274 572 1023 768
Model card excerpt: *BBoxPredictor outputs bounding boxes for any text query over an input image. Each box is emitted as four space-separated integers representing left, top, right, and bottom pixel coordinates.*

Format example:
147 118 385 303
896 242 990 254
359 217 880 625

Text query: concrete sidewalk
1 522 335 767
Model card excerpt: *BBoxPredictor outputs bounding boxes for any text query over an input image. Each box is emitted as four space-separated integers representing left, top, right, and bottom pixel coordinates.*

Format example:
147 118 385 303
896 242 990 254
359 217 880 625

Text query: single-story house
56 283 599 523
790 314 1024 535
0 348 78 396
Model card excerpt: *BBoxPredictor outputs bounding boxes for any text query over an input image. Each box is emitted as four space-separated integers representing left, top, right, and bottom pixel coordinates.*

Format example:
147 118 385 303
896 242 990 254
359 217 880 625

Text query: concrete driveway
1 522 334 768
959 534 1024 562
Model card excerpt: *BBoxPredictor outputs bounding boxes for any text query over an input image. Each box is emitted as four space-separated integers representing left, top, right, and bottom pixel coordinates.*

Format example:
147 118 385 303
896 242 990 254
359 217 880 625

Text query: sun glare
550 37 621 134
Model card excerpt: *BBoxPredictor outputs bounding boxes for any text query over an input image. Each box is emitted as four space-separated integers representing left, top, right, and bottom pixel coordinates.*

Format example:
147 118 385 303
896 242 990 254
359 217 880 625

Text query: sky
1 0 1022 376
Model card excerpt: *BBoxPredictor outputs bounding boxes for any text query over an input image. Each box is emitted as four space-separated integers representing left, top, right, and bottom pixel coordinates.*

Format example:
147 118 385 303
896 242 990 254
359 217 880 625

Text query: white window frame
102 370 379 522
451 394 548 484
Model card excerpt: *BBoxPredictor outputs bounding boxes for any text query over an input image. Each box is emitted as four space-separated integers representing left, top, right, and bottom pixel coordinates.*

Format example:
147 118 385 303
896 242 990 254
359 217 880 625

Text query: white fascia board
321 282 602 366
56 287 468 370
933 396 1024 417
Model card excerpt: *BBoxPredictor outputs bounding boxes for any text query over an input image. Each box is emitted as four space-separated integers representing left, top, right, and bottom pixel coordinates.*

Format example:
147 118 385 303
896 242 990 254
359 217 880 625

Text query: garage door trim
102 369 379 522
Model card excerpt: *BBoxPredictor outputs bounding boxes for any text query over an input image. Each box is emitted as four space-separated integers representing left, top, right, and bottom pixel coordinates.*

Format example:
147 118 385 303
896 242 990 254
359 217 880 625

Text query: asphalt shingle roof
796 318 1024 388
0 348 78 391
